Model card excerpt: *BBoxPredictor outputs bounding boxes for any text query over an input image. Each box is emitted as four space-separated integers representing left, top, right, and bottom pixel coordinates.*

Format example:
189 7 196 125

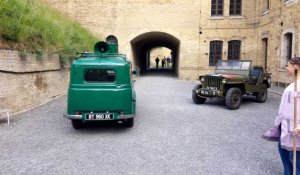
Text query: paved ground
0 73 284 175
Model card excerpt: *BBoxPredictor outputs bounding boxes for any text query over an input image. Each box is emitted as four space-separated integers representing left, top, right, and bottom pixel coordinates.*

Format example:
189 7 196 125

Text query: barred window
228 40 241 60
211 0 224 16
209 41 223 66
229 0 242 15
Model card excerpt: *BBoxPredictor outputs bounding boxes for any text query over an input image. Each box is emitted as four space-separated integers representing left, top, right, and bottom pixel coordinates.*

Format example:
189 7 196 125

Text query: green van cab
63 40 137 129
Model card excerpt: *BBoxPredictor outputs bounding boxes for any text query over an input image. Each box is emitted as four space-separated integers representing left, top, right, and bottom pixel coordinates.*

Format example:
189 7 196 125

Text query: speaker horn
94 41 109 53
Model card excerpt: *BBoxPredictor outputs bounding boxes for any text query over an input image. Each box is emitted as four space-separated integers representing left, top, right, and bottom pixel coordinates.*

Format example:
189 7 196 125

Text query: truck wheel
192 85 206 104
71 120 84 129
256 84 267 103
225 88 242 110
125 118 134 127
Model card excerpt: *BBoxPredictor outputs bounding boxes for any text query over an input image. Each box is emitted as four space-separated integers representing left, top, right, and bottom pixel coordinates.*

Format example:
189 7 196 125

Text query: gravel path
0 74 282 175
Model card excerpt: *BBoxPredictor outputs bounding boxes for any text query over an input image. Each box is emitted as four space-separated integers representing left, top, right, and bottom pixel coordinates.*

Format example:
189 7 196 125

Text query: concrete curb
11 93 67 117
268 90 282 96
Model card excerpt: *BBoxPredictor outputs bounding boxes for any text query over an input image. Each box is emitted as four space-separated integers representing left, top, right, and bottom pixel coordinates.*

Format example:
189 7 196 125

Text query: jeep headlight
200 76 205 82
222 78 226 83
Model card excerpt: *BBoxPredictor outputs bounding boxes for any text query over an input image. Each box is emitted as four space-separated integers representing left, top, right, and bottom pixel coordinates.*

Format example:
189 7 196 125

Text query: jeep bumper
195 89 222 98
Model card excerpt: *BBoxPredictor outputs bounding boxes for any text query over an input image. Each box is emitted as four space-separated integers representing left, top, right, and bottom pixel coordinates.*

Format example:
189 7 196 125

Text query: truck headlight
222 78 226 83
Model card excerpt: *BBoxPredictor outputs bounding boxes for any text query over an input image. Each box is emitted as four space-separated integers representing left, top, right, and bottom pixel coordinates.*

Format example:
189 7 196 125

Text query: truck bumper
63 113 82 120
63 113 135 120
118 114 136 119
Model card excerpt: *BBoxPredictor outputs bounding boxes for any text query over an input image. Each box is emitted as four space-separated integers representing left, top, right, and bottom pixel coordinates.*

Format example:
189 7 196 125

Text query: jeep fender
224 84 245 96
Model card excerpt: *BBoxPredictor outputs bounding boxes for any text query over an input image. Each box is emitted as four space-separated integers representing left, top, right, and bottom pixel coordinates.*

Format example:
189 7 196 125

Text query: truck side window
84 69 116 82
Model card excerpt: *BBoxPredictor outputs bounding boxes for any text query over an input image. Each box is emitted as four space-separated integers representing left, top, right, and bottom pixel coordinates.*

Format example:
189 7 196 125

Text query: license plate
85 113 114 120
200 90 209 95
200 90 217 95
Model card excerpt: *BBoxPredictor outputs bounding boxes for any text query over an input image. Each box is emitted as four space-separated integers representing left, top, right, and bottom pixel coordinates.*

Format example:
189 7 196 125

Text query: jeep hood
206 74 247 79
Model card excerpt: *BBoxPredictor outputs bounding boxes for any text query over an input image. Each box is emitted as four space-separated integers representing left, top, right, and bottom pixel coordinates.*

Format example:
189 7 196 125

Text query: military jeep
192 60 271 110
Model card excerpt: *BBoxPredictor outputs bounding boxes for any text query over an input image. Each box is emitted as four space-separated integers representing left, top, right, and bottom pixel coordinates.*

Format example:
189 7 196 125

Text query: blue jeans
278 129 300 175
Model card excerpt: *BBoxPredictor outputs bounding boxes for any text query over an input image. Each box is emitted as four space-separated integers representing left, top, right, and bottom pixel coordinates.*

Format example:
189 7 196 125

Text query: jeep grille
203 77 222 89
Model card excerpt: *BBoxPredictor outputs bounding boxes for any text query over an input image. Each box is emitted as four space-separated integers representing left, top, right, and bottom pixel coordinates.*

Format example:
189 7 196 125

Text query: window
229 0 242 15
281 33 293 68
262 0 269 12
209 41 223 66
84 69 116 82
262 38 268 70
211 0 224 16
228 40 241 60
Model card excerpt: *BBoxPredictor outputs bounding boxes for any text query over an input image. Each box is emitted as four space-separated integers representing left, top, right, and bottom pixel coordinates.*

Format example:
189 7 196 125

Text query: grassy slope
0 0 99 62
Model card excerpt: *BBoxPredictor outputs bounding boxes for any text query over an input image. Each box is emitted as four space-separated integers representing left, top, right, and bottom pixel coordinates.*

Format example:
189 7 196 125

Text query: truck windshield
84 69 116 82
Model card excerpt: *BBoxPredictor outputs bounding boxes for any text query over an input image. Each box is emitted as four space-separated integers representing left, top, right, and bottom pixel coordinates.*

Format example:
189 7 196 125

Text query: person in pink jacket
263 57 300 175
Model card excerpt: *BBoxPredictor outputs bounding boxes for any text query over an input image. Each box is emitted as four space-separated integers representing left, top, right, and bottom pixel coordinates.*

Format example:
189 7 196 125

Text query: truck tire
225 88 242 110
256 84 267 103
192 85 206 104
71 120 84 129
125 118 134 127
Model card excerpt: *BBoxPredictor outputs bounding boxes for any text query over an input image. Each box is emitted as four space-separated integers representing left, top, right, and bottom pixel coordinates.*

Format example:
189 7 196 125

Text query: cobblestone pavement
0 74 283 175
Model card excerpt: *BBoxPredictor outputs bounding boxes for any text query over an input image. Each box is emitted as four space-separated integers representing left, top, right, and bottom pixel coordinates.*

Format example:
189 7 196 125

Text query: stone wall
42 0 201 79
255 0 297 84
0 50 69 114
42 0 300 84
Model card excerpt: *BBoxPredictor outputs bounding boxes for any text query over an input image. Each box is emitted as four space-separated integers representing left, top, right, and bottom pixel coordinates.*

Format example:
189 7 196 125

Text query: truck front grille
204 77 222 89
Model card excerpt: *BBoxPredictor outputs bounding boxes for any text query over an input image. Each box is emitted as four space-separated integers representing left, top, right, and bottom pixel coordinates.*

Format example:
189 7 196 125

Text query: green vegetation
0 0 99 62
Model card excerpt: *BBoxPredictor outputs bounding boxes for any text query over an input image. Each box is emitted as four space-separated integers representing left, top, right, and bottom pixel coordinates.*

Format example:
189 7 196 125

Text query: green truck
64 41 137 129
192 60 271 110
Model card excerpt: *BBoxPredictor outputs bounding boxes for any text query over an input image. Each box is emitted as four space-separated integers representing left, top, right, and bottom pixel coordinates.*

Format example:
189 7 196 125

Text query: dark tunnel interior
130 32 180 76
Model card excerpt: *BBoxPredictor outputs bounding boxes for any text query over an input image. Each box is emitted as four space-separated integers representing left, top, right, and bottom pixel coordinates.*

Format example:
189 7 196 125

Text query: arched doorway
130 32 180 76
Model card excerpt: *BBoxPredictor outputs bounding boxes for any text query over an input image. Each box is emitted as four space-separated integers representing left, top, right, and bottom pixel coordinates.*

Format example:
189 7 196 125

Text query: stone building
43 0 299 84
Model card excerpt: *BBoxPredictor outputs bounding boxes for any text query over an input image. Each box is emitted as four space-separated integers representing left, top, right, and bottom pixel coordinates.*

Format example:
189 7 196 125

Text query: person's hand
293 125 300 136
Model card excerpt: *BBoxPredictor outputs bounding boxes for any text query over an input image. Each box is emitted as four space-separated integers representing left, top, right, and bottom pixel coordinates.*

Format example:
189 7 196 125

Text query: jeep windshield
215 60 251 75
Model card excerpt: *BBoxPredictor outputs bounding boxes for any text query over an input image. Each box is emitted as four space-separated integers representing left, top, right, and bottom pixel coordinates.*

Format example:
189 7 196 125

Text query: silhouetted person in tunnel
161 58 165 69
155 57 159 69
167 57 171 67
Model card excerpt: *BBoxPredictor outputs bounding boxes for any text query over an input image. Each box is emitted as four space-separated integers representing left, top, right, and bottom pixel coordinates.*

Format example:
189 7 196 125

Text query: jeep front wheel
192 85 206 104
225 88 242 110
256 84 267 103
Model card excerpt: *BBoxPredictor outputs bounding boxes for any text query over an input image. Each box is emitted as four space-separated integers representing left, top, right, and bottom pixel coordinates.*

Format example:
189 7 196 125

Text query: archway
130 32 180 76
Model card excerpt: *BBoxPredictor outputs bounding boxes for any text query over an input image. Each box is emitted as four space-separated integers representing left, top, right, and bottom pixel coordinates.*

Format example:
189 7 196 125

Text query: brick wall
0 50 69 114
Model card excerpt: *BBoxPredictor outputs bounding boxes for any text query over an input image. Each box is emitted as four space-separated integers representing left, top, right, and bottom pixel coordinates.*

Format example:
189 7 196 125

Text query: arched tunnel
130 32 180 76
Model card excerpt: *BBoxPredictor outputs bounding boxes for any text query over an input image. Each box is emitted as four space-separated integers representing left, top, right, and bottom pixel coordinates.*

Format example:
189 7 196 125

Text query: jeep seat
249 69 261 84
